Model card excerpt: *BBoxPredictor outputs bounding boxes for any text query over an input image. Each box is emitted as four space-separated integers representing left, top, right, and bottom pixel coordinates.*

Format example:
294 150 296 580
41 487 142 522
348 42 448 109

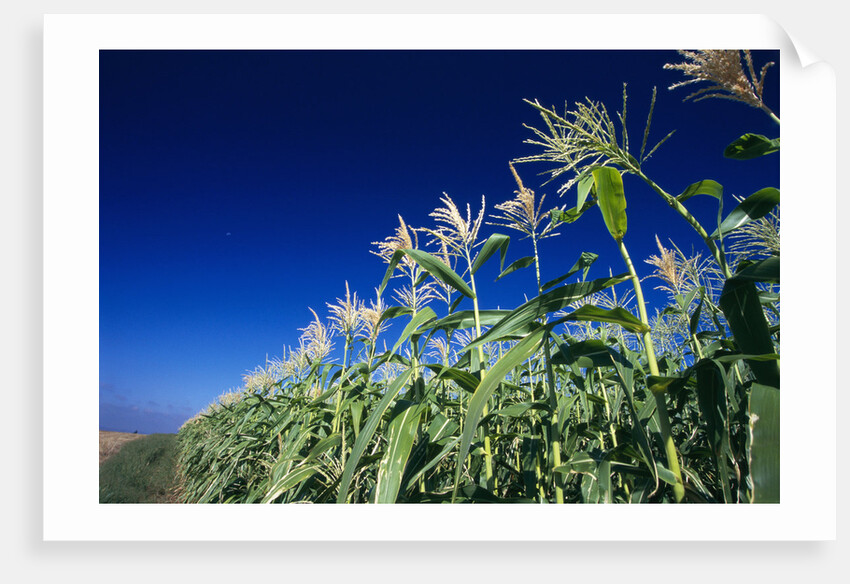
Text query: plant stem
634 170 733 280
469 268 496 492
531 236 564 504
618 239 686 503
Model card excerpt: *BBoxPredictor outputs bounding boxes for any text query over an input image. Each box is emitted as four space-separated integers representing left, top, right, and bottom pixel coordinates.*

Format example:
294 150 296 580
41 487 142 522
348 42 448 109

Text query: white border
44 13 836 541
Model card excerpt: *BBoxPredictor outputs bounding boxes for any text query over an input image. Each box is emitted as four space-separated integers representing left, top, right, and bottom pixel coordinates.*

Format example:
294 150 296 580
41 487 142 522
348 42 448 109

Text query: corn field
175 50 780 504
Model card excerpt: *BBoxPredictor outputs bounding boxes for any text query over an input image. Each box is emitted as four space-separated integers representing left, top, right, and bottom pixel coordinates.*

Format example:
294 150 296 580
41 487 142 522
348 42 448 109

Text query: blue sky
99 49 779 434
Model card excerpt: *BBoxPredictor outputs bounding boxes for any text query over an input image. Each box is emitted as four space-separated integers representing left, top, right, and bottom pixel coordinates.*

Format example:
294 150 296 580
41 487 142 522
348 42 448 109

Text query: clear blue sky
99 49 779 434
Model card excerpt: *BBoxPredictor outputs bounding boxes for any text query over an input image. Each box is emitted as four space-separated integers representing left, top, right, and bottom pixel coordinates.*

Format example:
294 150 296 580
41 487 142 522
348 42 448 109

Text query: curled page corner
784 32 822 69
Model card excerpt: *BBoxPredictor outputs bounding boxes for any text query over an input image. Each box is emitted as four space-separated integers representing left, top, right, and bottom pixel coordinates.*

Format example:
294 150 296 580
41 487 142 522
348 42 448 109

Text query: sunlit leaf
724 133 780 160
711 188 780 239
593 167 627 242
472 233 510 274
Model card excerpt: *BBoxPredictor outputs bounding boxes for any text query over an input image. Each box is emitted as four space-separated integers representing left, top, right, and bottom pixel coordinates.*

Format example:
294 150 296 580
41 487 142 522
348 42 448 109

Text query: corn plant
175 50 779 504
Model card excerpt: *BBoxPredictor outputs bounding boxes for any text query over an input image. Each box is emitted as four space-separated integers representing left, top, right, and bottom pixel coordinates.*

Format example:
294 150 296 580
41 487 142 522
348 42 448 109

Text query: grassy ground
99 432 180 503
99 430 144 464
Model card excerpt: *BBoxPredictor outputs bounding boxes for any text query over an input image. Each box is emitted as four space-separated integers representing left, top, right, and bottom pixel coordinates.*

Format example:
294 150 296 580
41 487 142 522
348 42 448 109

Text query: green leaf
724 133 780 160
695 360 733 503
689 296 704 336
391 306 437 354
452 326 547 502
494 401 549 418
496 256 536 281
733 256 779 284
542 252 598 290
593 167 627 242
374 401 423 503
431 309 512 332
337 369 413 503
555 451 599 474
655 463 680 487
677 179 723 203
422 364 480 395
711 187 780 239
609 345 658 487
748 383 780 503
719 278 780 388
300 433 341 466
552 339 612 369
402 435 461 494
379 306 412 323
472 233 510 275
262 464 321 503
646 375 680 395
551 201 597 225
380 248 475 299
466 273 630 350
562 304 650 334
576 174 595 209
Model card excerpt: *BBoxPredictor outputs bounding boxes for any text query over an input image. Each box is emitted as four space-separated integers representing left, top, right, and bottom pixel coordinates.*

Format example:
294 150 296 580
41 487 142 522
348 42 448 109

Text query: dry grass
99 430 144 465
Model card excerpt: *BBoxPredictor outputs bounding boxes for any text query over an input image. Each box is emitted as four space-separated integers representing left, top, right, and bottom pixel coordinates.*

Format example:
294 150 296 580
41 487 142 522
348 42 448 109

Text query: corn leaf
472 233 510 275
748 383 780 503
561 304 650 334
262 464 321 503
452 326 547 502
593 167 627 242
374 401 423 503
719 277 780 388
336 369 413 503
541 251 598 290
465 273 630 350
711 187 780 239
677 179 723 202
391 306 437 354
724 133 780 160
496 255 536 281
380 248 475 299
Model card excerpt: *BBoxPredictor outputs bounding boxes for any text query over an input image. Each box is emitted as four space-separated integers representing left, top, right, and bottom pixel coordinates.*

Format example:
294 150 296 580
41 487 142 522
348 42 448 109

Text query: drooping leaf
646 375 681 395
576 174 595 209
711 188 780 239
494 401 550 418
677 179 723 203
552 339 613 369
561 304 650 334
431 309 512 332
542 252 599 290
380 248 475 299
724 133 780 160
496 255 536 281
422 363 480 395
466 273 630 349
472 233 510 274
593 167 628 242
733 256 779 284
300 433 341 466
689 296 704 336
551 200 597 225
391 306 437 354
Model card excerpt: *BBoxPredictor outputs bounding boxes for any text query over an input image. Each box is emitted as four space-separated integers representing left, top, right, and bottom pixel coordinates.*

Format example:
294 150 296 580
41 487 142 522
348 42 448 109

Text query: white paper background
4 0 845 580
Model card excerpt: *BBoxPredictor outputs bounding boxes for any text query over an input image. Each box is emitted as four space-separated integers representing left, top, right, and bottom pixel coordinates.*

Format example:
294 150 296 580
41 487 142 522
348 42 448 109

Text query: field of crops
175 50 779 504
